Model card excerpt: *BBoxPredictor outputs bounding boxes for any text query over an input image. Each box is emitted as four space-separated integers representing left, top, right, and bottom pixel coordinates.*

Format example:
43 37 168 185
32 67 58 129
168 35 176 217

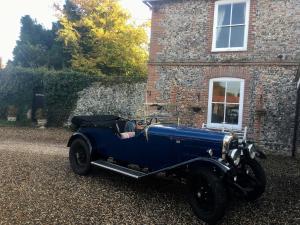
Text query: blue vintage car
68 115 266 224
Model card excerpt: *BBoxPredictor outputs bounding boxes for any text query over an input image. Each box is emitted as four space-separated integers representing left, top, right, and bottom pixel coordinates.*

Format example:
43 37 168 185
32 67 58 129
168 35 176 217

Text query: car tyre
188 169 227 225
69 138 91 175
239 159 266 201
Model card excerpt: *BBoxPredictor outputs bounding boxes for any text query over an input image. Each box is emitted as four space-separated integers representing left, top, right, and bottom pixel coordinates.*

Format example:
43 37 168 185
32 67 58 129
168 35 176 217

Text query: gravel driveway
0 127 299 225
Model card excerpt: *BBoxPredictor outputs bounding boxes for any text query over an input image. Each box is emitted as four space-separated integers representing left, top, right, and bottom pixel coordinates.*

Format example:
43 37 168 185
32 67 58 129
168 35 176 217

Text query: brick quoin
148 8 164 62
147 8 165 106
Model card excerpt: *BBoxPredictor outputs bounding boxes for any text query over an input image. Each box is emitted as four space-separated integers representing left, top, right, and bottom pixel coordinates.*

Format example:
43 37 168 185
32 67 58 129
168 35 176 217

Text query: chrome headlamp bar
245 143 267 159
247 144 256 159
228 149 241 166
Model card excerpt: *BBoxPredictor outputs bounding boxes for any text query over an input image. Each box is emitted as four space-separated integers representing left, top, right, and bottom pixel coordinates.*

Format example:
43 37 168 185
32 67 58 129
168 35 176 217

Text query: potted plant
36 108 47 128
255 94 267 117
7 105 17 122
190 104 203 113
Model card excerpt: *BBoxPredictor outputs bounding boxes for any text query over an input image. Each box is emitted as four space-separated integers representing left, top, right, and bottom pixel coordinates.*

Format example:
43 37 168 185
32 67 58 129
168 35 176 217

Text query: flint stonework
70 82 146 121
147 0 300 153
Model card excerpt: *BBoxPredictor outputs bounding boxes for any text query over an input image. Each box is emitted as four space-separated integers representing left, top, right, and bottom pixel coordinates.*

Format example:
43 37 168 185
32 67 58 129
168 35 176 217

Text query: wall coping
148 61 299 67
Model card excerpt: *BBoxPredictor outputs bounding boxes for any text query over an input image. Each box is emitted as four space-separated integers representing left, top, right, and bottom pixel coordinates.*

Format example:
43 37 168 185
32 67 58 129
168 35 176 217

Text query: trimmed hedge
0 67 44 121
0 67 146 126
43 70 99 126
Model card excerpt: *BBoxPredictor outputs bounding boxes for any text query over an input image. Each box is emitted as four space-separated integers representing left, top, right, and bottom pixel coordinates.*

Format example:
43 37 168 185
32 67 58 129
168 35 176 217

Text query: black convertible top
71 115 123 129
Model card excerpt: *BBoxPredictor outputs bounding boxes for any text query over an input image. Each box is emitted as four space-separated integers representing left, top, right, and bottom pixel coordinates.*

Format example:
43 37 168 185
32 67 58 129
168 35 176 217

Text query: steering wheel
147 117 159 126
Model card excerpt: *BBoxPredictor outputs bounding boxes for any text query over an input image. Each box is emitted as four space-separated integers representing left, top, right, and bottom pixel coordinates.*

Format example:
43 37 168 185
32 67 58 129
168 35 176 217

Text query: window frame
211 0 251 52
207 77 245 130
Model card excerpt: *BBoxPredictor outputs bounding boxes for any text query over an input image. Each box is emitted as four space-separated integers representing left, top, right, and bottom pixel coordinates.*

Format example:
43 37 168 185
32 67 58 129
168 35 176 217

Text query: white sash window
212 0 250 52
207 78 245 130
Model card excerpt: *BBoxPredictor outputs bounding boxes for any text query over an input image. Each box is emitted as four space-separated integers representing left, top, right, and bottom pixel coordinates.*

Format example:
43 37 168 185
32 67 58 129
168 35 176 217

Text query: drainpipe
292 63 300 157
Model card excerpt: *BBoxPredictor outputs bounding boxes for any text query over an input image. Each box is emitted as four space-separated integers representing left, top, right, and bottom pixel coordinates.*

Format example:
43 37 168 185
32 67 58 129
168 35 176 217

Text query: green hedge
0 67 146 126
0 67 44 121
43 70 99 126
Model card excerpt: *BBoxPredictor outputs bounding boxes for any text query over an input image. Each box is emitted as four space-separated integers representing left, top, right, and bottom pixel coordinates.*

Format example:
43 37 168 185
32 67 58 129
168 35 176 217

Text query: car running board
91 157 229 179
91 160 147 179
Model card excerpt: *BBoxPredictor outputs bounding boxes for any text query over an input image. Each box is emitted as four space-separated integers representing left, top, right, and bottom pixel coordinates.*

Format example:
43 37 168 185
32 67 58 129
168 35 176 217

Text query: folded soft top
71 115 122 129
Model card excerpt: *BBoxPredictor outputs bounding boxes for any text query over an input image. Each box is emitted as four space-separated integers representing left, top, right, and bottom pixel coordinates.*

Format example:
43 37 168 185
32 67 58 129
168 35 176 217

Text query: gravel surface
0 127 299 225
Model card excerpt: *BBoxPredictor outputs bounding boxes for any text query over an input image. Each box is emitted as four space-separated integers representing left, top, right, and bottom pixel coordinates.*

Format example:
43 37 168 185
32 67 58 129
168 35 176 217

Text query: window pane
218 4 231 26
213 81 226 102
225 104 239 125
230 25 245 47
212 103 224 123
226 81 241 103
216 27 230 48
232 3 246 25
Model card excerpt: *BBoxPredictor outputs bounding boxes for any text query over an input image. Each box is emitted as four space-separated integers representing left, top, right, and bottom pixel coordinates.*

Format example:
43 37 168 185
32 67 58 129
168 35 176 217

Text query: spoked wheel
69 138 91 175
237 159 266 201
188 170 227 225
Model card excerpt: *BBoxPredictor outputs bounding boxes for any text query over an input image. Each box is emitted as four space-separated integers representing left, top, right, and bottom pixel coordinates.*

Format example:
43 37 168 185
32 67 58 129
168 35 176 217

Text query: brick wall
147 0 300 153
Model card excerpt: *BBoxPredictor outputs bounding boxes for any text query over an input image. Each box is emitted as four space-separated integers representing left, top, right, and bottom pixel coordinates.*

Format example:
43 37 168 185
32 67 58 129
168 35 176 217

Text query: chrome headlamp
248 144 256 159
222 134 233 159
228 149 241 166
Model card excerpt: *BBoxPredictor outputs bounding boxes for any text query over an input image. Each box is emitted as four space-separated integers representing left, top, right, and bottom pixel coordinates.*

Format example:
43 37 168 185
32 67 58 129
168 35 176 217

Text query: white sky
0 0 151 65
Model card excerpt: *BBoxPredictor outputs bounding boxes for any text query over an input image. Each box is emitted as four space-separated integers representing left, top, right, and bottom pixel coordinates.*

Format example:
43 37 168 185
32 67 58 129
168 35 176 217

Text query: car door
107 130 177 171
144 132 178 171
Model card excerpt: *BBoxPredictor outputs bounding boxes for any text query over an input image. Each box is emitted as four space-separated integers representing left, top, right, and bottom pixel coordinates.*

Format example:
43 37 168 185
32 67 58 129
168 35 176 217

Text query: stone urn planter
37 119 47 128
7 105 17 122
7 116 17 122
36 108 47 129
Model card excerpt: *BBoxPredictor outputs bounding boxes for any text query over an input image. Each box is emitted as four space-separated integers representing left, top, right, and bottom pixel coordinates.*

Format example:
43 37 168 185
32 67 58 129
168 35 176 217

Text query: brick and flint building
143 0 300 154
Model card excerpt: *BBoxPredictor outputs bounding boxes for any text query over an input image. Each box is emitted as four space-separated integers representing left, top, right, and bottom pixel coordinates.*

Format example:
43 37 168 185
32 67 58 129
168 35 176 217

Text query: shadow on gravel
85 156 300 225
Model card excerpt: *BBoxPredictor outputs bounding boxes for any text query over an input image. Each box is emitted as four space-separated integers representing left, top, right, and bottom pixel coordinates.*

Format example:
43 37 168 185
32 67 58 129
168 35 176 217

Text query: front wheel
237 159 266 201
188 170 227 225
69 138 91 175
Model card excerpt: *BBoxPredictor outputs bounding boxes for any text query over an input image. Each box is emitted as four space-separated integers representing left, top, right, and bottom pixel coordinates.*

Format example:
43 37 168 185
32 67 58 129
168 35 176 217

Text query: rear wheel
69 138 91 175
188 170 227 225
237 159 266 201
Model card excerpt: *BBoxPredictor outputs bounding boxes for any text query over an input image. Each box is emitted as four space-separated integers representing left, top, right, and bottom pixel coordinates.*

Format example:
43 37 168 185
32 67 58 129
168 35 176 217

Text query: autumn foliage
57 0 149 77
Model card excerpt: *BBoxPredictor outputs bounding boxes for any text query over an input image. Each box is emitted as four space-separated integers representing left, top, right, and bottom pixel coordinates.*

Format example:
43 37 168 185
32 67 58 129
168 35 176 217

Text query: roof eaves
143 0 164 9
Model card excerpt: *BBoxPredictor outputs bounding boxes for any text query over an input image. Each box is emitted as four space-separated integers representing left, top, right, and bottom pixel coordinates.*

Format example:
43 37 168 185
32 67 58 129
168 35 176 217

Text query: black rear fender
67 132 95 154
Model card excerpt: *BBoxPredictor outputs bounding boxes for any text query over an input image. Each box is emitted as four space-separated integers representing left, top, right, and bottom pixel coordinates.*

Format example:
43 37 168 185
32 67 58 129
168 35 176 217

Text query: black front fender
187 158 231 175
147 157 231 177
